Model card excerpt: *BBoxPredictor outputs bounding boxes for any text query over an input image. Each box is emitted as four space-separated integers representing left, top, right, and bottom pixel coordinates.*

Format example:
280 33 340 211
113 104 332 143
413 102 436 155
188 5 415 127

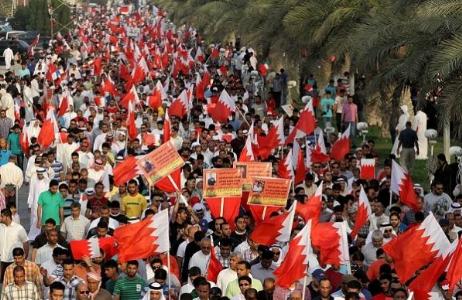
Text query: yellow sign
203 168 242 198
136 142 185 185
247 177 291 207
234 162 272 192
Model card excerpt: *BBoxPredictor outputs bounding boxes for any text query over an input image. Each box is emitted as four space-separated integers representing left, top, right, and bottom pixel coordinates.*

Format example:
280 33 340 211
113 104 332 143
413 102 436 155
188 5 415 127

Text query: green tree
153 0 462 134
11 0 71 35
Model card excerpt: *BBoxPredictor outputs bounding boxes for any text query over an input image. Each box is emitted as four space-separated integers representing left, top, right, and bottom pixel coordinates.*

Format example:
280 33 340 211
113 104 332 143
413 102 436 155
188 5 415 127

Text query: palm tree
152 0 462 135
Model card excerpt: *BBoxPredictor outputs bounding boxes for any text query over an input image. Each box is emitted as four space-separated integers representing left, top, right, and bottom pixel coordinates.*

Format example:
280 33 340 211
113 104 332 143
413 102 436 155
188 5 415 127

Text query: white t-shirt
188 251 210 275
0 222 28 262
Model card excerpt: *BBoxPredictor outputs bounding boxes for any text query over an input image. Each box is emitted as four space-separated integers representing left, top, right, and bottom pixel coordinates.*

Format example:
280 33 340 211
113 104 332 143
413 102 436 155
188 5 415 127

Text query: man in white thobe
87 159 110 191
77 140 94 169
0 89 14 122
0 155 23 189
2 47 14 70
188 238 212 275
56 135 79 174
413 109 428 160
27 168 50 240
391 105 409 156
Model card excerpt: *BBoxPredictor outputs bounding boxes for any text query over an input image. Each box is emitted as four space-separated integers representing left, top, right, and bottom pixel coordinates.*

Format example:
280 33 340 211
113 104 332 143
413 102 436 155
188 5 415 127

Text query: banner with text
136 142 185 185
247 177 291 207
203 168 242 198
234 162 272 192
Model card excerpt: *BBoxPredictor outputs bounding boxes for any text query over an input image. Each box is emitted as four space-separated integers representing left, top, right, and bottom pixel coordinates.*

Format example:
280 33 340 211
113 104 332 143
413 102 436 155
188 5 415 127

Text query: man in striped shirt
53 259 84 300
1 265 40 300
2 248 42 295
113 260 147 300
47 151 64 182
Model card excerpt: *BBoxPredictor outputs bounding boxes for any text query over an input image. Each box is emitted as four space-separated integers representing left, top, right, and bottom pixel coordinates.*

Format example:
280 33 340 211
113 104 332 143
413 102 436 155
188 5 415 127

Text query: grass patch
356 126 454 190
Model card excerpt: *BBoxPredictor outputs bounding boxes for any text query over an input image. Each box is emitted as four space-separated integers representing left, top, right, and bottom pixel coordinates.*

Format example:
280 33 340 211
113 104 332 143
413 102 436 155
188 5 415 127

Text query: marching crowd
0 2 462 300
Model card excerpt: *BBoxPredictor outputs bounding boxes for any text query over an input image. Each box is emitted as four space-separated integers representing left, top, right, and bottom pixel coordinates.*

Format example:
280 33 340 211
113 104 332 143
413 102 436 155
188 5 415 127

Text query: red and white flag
129 58 147 87
93 57 103 76
195 71 211 100
120 85 140 109
274 220 313 288
292 141 306 185
118 5 130 15
19 131 29 154
285 101 316 145
239 123 256 162
155 168 181 193
38 110 58 148
295 183 323 224
163 110 171 144
57 95 69 117
311 132 330 163
350 186 372 239
391 160 420 211
409 241 457 299
207 89 236 123
257 116 284 160
113 156 139 186
148 81 166 110
446 238 462 292
127 101 137 140
383 213 451 284
101 77 117 97
206 241 223 283
114 209 169 262
311 221 342 267
169 89 189 118
330 125 351 161
70 238 101 260
278 149 294 179
250 202 296 246
195 47 205 63
360 158 376 180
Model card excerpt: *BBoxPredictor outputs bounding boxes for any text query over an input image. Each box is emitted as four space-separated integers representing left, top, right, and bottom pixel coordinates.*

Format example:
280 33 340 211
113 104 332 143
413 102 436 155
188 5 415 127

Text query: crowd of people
0 2 461 300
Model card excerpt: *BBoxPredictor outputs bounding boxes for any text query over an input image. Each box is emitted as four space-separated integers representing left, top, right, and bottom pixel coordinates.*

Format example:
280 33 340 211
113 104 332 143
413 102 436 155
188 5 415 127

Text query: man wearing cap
28 167 50 240
86 272 112 300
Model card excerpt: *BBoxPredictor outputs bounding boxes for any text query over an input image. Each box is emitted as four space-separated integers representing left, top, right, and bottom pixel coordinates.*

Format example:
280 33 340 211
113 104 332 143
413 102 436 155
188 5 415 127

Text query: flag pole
166 250 171 299
261 206 267 220
389 188 393 208
302 268 308 300
236 108 251 127
220 197 224 217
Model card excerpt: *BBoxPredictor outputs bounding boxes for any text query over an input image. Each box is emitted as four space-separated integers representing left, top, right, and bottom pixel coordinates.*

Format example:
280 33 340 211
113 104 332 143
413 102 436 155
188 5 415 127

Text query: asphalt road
18 184 31 232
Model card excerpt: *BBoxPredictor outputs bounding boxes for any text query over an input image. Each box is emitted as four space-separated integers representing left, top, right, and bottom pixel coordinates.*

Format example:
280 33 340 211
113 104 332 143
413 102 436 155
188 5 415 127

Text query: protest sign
136 142 184 185
234 162 272 192
247 177 291 207
203 168 242 198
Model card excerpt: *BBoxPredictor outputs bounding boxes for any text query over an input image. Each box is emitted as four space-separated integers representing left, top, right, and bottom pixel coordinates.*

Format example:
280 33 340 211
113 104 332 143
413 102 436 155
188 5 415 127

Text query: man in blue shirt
0 137 11 166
